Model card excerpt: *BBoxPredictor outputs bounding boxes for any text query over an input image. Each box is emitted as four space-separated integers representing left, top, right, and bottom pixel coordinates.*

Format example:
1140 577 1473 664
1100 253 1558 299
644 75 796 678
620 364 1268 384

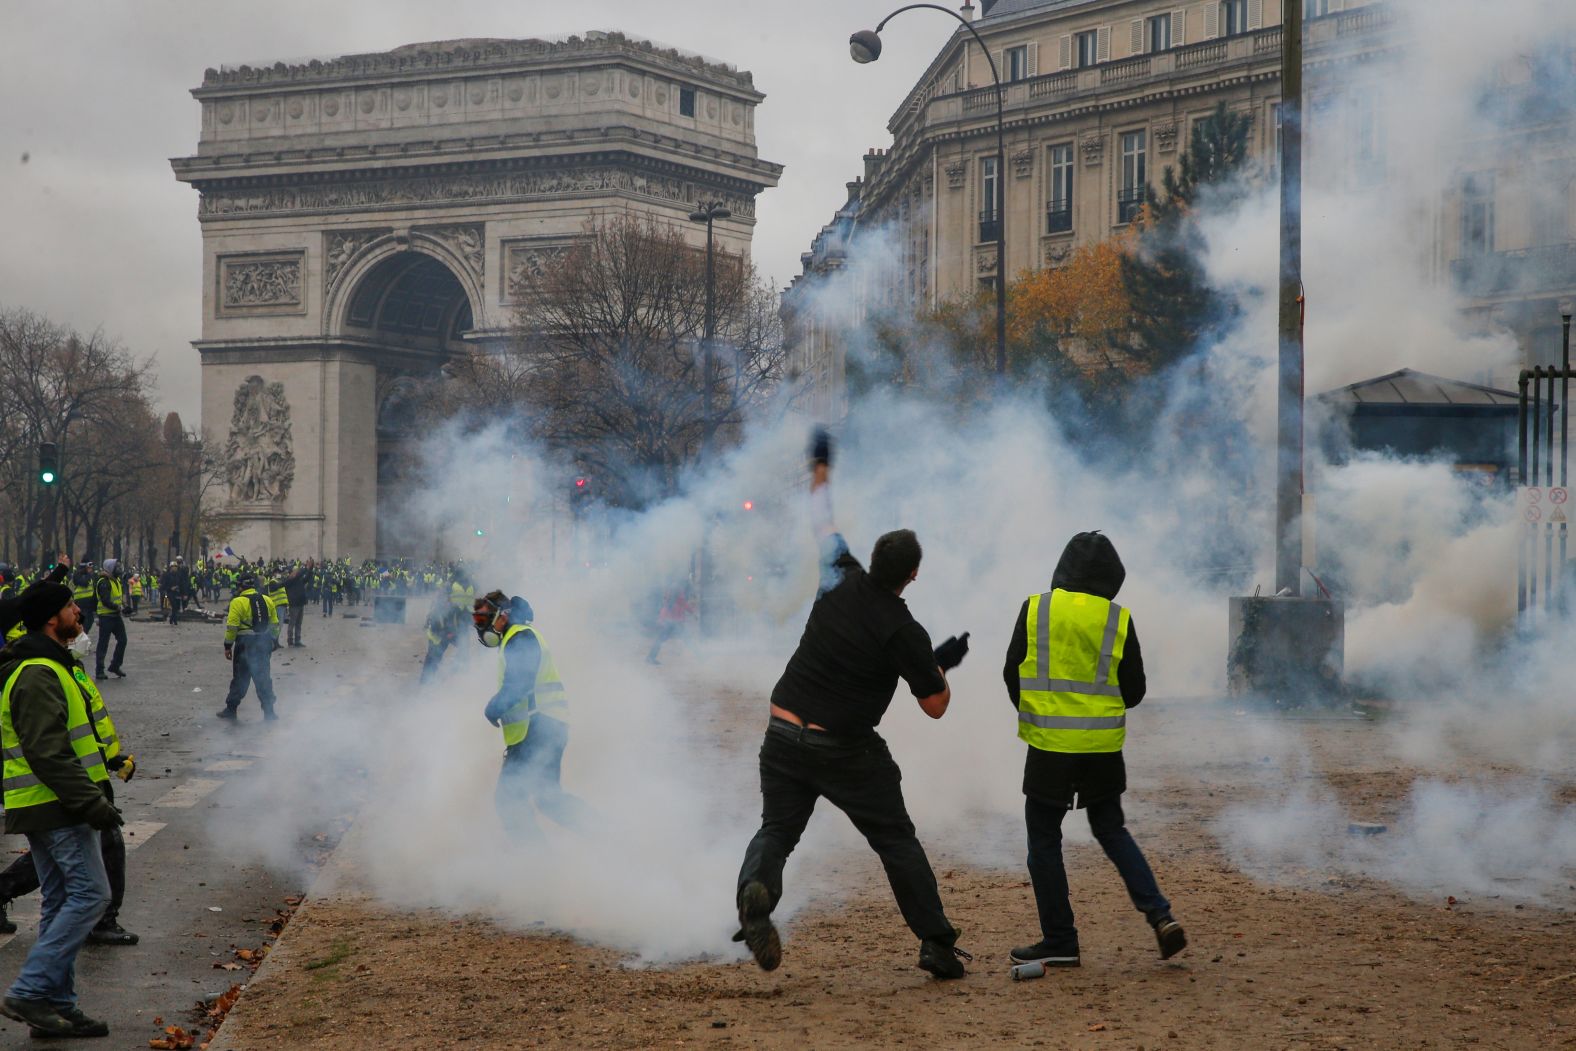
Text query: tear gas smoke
209 0 1576 956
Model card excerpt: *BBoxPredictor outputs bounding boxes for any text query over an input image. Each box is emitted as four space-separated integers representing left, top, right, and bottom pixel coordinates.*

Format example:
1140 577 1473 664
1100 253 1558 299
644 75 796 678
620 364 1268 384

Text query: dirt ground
211 697 1576 1051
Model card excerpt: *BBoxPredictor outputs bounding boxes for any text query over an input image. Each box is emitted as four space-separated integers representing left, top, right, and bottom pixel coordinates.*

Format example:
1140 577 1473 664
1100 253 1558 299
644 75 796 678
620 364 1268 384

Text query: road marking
205 759 254 772
121 820 168 852
154 778 225 809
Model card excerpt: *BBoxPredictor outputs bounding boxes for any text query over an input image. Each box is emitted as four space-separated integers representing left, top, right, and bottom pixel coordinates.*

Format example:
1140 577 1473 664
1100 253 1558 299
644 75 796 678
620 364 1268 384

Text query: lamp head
850 29 882 64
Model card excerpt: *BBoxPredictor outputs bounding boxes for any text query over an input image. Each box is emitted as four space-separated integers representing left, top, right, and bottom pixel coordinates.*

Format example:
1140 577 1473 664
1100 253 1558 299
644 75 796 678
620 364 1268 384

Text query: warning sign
1551 487 1570 506
1523 487 1544 505
1526 504 1544 523
1554 506 1570 525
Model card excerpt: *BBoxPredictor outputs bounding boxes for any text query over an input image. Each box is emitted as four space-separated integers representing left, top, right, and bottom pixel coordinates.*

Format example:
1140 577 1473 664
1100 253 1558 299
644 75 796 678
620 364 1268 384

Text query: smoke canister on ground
1010 961 1046 981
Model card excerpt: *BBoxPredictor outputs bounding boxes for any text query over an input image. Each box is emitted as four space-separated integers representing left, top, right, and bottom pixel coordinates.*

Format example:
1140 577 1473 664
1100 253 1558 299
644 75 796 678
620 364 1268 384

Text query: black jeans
322 591 335 616
223 635 276 712
287 604 305 645
1025 794 1170 950
167 597 184 624
0 826 126 924
737 719 952 943
495 715 586 838
95 615 126 674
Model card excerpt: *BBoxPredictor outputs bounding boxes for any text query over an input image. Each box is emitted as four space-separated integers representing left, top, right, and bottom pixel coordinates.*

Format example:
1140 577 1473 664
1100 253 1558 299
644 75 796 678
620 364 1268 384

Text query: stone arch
324 235 483 349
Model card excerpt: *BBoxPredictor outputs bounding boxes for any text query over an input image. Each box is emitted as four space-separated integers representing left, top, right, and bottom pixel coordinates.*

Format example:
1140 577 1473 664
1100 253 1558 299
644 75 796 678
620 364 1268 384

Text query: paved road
0 598 406 1048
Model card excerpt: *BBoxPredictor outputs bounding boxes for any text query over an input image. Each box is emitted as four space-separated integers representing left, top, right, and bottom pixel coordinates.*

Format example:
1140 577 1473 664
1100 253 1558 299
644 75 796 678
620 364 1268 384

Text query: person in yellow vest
474 591 585 838
70 563 96 637
1003 531 1185 969
0 580 122 1039
125 570 142 616
219 572 278 721
92 559 128 682
0 561 71 644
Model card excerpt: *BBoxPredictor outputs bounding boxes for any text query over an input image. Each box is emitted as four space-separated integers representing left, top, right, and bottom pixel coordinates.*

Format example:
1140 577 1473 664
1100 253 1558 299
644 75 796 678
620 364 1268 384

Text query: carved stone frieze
223 375 295 505
323 229 388 291
1080 136 1105 167
1154 122 1179 153
1012 149 1034 178
502 240 576 303
198 167 756 220
219 253 303 313
944 161 967 189
975 249 997 275
419 223 485 279
1044 241 1074 266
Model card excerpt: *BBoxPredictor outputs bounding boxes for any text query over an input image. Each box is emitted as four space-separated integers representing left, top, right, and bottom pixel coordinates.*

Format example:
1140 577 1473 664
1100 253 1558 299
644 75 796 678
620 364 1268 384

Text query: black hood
1050 531 1125 600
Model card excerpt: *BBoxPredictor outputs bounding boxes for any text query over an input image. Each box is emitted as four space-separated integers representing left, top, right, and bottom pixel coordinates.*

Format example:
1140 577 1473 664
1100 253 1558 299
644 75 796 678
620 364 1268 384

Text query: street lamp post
852 3 1008 376
689 201 732 459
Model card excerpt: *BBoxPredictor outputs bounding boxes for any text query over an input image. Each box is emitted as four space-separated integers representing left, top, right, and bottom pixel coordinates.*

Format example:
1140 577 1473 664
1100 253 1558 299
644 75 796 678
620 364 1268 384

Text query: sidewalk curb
205 821 359 1050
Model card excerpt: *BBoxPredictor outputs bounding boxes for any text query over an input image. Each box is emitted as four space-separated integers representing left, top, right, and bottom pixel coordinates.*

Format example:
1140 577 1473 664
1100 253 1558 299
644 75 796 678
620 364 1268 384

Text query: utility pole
1275 0 1304 596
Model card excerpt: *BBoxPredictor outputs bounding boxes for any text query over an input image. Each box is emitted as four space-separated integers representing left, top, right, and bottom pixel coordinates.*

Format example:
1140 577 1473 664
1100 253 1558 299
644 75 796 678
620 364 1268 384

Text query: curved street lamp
689 201 732 458
852 3 1008 377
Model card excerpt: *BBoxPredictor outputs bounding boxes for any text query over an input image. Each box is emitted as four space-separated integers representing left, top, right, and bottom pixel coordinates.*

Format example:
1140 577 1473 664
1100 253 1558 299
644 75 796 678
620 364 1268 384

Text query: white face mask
478 627 502 648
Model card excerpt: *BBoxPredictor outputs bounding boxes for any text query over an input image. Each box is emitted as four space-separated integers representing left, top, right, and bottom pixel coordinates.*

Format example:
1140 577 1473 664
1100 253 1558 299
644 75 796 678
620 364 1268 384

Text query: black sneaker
0 901 15 935
93 673 108 682
736 880 780 972
917 931 972 980
86 921 139 946
1153 916 1187 960
0 996 70 1036
215 708 238 720
54 1005 109 1037
109 669 126 678
1010 939 1081 967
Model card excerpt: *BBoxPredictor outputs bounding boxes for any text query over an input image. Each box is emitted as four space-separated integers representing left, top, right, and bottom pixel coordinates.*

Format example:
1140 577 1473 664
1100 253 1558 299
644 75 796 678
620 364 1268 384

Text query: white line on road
120 820 168 852
205 759 254 772
154 778 225 809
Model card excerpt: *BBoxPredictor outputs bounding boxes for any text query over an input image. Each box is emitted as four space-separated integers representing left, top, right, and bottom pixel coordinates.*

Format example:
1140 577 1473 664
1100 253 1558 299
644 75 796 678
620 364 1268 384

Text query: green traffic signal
37 442 58 486
40 470 55 484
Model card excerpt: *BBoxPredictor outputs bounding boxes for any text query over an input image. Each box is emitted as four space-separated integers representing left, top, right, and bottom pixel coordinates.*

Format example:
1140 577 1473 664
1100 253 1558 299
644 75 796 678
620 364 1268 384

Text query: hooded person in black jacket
1002 531 1185 969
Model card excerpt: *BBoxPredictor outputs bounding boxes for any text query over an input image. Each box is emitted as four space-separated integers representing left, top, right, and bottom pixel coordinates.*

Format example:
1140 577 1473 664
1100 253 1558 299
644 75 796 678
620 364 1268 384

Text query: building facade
787 0 1576 417
172 33 781 560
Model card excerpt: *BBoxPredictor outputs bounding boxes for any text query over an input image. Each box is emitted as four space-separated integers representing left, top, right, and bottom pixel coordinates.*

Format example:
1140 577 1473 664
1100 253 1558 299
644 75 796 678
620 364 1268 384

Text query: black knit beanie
20 582 74 632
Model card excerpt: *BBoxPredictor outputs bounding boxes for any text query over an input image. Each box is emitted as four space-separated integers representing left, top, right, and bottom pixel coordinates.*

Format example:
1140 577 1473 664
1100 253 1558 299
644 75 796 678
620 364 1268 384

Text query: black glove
933 632 971 672
84 798 124 830
105 755 126 772
808 426 833 468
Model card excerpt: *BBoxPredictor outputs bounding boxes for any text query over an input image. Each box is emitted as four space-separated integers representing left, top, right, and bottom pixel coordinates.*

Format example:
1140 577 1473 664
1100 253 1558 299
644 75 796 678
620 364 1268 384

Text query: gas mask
473 601 505 647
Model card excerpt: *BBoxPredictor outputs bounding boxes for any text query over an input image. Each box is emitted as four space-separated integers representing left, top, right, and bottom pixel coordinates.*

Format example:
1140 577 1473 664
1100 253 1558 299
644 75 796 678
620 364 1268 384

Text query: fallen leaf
1088 1022 1108 1032
213 962 242 971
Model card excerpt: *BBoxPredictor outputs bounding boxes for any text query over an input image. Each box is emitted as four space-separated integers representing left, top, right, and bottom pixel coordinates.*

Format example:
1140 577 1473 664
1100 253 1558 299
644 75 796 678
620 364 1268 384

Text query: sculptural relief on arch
173 33 781 561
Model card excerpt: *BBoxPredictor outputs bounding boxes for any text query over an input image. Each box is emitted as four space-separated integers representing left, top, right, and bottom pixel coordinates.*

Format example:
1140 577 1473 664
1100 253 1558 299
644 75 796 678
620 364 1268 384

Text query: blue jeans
1025 794 1169 949
7 824 111 1007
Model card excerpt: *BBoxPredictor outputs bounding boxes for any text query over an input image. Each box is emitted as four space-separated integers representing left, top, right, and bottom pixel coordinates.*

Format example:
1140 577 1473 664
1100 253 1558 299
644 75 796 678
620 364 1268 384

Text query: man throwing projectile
1003 531 1185 970
734 428 974 980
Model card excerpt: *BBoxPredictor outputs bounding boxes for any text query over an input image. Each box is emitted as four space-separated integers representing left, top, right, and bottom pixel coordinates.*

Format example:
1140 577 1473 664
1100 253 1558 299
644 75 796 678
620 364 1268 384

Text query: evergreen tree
1122 101 1254 365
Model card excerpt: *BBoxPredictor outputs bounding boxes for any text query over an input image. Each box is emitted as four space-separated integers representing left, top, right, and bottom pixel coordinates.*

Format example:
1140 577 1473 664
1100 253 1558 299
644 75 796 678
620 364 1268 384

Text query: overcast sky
0 0 958 422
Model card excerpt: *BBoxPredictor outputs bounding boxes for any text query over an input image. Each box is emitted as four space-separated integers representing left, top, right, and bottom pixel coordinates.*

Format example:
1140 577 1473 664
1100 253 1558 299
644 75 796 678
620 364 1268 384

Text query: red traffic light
574 478 587 489
741 500 754 511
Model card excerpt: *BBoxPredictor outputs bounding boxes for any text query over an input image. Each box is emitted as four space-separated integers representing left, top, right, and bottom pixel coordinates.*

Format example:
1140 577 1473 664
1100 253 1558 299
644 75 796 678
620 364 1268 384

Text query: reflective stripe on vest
96 577 123 616
1 658 110 809
1016 590 1129 754
496 623 569 747
70 666 121 760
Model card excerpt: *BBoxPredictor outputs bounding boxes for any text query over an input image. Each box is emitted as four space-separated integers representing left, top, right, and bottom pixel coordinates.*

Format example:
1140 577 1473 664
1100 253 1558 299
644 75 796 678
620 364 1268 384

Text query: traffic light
37 442 57 486
474 528 486 537
741 500 755 512
570 476 592 516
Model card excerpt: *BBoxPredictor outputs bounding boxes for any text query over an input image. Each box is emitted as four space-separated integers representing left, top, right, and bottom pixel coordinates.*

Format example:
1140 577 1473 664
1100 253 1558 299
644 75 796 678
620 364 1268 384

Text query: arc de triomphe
172 33 781 561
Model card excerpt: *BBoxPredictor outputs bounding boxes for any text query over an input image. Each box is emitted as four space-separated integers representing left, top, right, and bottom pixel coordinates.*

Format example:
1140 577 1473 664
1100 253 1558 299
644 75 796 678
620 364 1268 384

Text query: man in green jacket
0 581 122 1039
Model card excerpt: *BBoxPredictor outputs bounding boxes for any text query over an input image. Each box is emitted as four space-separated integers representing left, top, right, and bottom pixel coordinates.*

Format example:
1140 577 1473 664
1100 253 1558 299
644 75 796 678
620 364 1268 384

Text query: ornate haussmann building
786 0 1576 421
173 34 781 561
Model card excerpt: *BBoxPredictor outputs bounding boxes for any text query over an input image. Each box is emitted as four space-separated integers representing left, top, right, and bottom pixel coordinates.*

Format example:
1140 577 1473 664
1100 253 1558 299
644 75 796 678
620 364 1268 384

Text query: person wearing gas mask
1003 530 1186 971
217 571 279 721
473 592 585 839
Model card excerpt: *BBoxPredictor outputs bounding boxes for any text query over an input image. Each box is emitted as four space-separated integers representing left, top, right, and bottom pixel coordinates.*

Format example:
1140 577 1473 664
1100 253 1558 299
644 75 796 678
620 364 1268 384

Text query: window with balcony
1075 30 1099 69
679 87 696 117
1147 14 1173 52
1221 0 1249 36
980 157 1001 243
1460 172 1495 256
1006 45 1029 82
1047 144 1074 234
1304 0 1332 17
1119 130 1148 224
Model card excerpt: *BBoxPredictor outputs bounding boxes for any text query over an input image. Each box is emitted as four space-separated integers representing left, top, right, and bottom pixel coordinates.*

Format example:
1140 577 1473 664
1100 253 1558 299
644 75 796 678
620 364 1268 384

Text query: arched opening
340 250 476 560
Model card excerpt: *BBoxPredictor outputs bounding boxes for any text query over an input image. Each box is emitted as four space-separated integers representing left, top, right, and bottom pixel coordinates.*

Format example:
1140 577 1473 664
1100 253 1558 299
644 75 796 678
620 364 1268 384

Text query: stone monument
172 33 781 560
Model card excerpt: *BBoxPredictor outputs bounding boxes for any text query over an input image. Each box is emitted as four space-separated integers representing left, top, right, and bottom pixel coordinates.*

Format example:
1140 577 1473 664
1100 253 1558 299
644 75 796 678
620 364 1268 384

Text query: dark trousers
495 715 586 838
224 635 276 712
738 719 952 943
322 591 336 616
419 638 453 683
95 614 126 674
287 603 305 645
0 827 126 924
1025 794 1170 949
167 596 184 624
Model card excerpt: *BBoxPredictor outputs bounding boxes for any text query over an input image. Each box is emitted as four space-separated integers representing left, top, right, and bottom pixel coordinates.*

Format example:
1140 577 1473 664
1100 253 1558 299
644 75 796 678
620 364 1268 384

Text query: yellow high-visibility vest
1016 589 1130 754
1 659 110 811
495 623 569 748
96 576 123 616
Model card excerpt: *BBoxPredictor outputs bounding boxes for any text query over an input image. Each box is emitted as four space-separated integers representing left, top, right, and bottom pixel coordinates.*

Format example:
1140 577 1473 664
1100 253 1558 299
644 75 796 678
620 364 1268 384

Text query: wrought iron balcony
1046 200 1072 235
1450 242 1576 299
978 208 1002 244
1117 188 1146 225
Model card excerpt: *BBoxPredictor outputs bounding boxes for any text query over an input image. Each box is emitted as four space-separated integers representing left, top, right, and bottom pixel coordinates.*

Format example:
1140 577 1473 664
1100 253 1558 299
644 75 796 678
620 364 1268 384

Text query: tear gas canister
1010 961 1046 981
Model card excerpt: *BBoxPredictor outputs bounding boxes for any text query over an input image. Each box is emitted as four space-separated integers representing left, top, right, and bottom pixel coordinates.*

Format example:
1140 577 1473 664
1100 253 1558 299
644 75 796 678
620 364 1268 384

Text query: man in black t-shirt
734 430 974 980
